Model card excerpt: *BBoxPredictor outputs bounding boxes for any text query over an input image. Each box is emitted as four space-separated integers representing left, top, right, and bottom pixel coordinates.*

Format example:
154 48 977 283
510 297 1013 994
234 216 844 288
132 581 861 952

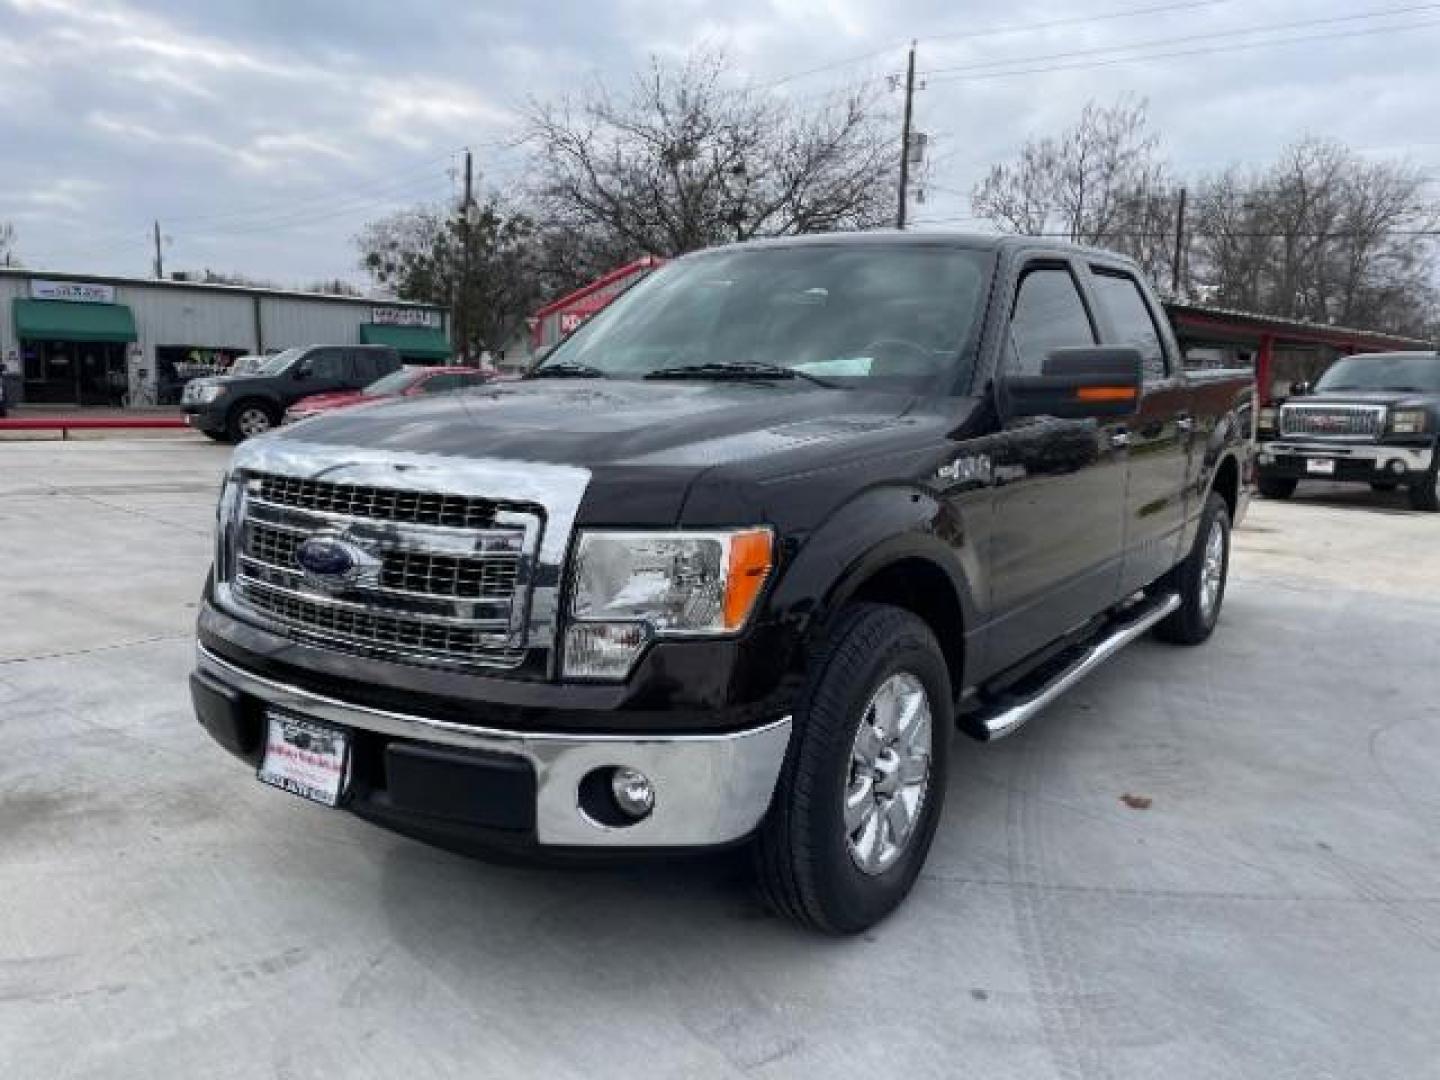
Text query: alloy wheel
844 671 932 876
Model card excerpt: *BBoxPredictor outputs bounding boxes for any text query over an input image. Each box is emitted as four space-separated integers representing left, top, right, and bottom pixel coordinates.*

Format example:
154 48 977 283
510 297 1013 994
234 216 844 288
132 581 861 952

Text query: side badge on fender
936 454 993 487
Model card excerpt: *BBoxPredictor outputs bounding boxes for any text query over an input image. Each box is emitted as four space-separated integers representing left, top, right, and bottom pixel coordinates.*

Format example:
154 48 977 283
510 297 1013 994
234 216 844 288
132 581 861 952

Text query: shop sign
31 279 116 304
371 306 440 328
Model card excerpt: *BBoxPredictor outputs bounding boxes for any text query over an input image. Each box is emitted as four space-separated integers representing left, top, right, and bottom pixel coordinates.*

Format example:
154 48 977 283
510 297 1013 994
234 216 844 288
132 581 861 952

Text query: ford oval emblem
296 536 356 578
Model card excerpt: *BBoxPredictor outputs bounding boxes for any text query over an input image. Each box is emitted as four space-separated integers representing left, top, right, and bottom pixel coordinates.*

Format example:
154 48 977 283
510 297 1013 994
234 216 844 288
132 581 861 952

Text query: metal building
0 269 449 408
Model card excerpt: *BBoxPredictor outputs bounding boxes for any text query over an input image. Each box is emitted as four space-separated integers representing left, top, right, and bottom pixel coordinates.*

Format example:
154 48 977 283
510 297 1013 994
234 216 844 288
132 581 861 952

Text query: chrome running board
967 592 1181 741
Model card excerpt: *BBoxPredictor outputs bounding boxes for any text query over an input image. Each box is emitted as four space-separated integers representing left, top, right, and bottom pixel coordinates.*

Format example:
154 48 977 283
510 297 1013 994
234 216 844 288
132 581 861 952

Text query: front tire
754 604 951 934
226 400 276 442
1408 464 1440 512
1154 491 1231 646
1257 476 1296 499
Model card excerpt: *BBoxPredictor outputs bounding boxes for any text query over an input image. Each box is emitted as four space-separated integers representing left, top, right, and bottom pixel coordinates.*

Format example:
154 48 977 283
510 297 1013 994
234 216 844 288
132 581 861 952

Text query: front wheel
754 604 951 934
1154 491 1231 646
1257 476 1296 499
226 401 276 442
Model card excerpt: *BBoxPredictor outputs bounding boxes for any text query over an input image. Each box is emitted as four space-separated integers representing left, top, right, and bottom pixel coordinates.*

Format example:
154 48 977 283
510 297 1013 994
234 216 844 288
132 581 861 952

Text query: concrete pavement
1 440 1437 1079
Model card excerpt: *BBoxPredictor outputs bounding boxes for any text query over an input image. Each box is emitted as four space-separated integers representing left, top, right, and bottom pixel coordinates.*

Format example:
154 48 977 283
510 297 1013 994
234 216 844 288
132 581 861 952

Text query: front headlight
192 383 226 404
563 528 774 679
1389 409 1429 435
1258 406 1278 434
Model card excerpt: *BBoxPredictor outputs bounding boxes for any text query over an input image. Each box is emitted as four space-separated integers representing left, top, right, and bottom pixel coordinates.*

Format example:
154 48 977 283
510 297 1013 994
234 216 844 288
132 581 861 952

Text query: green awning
360 323 451 361
14 298 137 343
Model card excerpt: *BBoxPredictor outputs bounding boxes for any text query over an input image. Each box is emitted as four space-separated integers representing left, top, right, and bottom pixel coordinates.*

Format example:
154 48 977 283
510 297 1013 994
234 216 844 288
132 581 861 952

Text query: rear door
986 259 1130 672
1085 265 1193 595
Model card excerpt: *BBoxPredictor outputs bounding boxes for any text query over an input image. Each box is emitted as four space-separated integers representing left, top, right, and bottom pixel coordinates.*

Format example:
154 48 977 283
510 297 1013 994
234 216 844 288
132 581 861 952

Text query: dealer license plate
257 712 348 807
1305 458 1336 475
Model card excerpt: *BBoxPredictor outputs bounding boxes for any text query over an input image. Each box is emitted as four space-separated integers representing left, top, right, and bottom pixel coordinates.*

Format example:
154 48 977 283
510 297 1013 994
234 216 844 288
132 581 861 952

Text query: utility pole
1171 187 1187 297
896 41 917 230
152 220 164 279
456 148 474 366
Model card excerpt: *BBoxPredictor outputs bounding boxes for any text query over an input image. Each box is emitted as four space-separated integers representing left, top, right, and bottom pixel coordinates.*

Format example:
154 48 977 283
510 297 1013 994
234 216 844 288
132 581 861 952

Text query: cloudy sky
2 0 1436 290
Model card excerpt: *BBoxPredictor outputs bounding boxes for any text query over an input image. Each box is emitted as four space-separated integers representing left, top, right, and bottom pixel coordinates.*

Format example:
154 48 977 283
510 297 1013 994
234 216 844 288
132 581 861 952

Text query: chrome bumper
196 646 791 848
1258 441 1434 471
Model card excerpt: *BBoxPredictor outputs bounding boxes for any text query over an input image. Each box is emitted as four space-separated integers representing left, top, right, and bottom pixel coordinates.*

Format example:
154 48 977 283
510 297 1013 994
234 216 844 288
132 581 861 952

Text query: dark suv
181 344 403 442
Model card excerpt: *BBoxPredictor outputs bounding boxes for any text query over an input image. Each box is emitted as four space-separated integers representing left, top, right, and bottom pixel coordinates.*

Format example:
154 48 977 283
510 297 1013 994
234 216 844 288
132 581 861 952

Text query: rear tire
226 400 277 443
753 603 951 934
1257 476 1296 499
1408 465 1440 512
1154 491 1231 646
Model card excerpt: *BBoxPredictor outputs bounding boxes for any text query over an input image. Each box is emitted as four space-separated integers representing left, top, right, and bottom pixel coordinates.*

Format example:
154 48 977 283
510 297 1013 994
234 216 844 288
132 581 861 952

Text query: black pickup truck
1256 351 1440 511
191 234 1253 933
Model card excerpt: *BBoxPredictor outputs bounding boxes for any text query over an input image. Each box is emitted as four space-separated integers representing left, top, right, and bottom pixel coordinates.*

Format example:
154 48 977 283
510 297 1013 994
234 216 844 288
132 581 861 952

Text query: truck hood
278 379 930 472
1296 390 1437 409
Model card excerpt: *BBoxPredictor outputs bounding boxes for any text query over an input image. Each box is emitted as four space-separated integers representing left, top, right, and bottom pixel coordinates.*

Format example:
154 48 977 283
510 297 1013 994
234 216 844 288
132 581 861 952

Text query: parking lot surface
2 438 1438 1079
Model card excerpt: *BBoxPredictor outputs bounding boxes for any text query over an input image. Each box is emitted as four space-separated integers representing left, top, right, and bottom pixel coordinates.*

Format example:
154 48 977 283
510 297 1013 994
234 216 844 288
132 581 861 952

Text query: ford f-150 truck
1256 350 1440 511
191 233 1253 933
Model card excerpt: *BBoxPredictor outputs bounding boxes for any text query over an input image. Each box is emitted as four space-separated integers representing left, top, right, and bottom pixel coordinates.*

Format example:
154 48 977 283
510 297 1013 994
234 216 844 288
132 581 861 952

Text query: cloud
1 0 1435 284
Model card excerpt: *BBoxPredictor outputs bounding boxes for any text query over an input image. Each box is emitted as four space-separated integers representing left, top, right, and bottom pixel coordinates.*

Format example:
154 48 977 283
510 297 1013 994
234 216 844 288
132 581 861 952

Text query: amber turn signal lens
723 529 774 630
1076 386 1138 402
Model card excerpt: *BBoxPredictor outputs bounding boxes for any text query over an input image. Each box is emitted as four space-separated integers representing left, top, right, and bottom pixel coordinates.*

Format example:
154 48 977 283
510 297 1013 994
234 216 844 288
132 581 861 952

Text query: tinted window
303 348 344 380
1090 270 1168 380
1316 353 1440 392
1009 267 1096 375
418 373 464 393
457 373 489 388
353 351 379 382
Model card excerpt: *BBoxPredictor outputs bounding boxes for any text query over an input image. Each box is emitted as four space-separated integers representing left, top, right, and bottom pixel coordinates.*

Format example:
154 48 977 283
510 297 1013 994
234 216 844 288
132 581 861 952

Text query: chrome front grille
1280 403 1385 439
256 473 497 530
226 469 542 669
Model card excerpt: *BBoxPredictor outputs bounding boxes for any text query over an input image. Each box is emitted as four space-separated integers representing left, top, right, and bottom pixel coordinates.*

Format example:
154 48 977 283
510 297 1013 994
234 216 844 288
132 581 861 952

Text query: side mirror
1003 346 1143 420
1289 380 1311 397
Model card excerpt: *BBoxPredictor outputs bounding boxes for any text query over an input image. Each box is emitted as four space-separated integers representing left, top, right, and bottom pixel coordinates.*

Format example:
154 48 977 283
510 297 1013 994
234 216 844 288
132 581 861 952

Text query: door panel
1086 269 1193 594
985 263 1129 674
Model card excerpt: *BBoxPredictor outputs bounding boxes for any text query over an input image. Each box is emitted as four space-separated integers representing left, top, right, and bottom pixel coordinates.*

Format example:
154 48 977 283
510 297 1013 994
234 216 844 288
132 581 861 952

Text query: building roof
1165 299 1431 351
0 267 445 312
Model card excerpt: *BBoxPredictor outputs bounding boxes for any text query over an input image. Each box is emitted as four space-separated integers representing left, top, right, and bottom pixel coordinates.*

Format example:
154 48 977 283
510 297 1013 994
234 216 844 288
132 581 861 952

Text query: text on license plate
257 712 348 807
1305 458 1336 475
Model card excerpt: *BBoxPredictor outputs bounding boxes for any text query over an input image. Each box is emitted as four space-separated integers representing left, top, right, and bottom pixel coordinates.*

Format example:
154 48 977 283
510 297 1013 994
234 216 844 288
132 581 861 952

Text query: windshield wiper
528 362 609 380
643 361 841 389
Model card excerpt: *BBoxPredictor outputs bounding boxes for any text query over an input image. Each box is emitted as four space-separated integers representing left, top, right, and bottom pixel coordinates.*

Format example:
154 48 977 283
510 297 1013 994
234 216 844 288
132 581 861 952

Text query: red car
285 366 491 423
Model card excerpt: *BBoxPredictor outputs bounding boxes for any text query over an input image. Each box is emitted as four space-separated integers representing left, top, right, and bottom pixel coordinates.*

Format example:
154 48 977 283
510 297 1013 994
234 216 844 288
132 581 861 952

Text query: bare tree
972 98 1179 283
1190 140 1438 335
357 197 546 354
0 222 17 267
524 49 897 272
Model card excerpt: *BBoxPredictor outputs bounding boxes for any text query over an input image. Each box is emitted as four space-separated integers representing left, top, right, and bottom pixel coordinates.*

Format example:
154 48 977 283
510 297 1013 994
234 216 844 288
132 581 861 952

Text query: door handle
1109 430 1131 449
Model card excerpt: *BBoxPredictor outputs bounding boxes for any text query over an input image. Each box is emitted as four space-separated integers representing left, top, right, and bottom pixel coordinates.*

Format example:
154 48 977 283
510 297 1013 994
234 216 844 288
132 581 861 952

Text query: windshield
537 244 993 392
256 347 304 376
230 355 264 375
1315 353 1440 393
362 366 422 397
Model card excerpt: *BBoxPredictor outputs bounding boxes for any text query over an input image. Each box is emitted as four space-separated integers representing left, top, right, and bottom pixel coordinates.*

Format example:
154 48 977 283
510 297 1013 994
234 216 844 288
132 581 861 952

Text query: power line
748 0 1233 90
919 16 1440 84
918 2 1440 77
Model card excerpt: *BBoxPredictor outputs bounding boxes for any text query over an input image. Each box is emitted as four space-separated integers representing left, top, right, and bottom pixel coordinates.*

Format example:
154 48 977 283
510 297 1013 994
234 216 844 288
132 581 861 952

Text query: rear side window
418 373 463 393
353 351 378 382
1009 267 1096 376
1090 270 1168 380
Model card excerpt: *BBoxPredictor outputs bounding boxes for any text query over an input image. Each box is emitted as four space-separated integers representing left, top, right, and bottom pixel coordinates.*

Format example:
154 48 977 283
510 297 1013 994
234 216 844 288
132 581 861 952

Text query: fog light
611 767 655 820
562 622 649 679
1389 459 1408 475
1257 452 1273 465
